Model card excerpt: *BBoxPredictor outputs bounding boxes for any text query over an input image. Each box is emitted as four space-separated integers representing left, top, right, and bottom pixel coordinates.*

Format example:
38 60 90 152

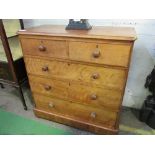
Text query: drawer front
69 41 131 67
25 57 126 91
29 75 69 100
33 93 117 128
20 38 68 59
69 82 122 112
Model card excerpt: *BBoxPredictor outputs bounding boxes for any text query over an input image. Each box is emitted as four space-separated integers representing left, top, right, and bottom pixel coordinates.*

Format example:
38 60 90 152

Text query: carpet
0 108 72 135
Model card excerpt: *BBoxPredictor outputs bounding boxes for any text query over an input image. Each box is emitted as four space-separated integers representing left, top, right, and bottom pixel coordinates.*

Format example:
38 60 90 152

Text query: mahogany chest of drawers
18 25 136 134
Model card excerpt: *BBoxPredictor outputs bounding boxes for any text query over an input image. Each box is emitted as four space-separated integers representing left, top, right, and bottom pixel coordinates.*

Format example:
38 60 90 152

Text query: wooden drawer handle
44 85 51 91
92 49 100 58
90 94 97 100
90 112 96 118
38 45 46 51
49 102 55 108
91 73 99 79
42 66 49 72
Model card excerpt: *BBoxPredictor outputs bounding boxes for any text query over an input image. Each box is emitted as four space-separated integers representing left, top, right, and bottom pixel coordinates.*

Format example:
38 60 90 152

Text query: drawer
69 41 131 67
69 82 122 112
29 75 69 100
20 38 68 59
33 93 117 128
25 57 126 90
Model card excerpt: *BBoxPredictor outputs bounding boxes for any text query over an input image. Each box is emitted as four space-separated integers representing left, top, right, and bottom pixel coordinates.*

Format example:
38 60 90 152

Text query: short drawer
69 82 122 112
25 57 126 91
69 41 131 67
33 93 117 128
29 75 69 100
20 38 68 59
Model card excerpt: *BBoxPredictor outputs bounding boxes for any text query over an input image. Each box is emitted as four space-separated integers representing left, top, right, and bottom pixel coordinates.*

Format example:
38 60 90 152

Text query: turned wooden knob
92 73 99 79
90 112 96 118
90 94 97 100
44 85 51 91
92 49 100 58
49 102 54 108
42 66 49 72
38 45 46 51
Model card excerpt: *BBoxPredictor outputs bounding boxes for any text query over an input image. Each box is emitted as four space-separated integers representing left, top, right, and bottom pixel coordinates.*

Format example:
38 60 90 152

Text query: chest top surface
18 25 137 41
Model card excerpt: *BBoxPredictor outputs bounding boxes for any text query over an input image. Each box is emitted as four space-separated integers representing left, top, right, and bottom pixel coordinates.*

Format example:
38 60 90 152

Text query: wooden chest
18 25 136 134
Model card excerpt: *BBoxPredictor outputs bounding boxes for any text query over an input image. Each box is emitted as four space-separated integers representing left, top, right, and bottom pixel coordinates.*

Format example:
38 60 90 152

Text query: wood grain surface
69 41 131 67
33 93 117 129
29 75 69 100
28 75 122 112
20 38 68 59
25 57 126 90
18 25 137 41
19 25 136 134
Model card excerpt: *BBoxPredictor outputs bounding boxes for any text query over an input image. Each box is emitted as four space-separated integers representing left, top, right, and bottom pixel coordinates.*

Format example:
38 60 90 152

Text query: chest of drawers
18 25 136 134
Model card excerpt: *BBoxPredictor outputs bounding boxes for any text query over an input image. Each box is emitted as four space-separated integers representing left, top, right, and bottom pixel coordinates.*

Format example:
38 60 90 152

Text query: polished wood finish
34 109 118 134
24 57 126 90
33 94 117 128
29 75 122 112
29 75 69 100
68 82 122 112
18 25 137 41
69 41 131 67
20 38 68 59
18 25 136 134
